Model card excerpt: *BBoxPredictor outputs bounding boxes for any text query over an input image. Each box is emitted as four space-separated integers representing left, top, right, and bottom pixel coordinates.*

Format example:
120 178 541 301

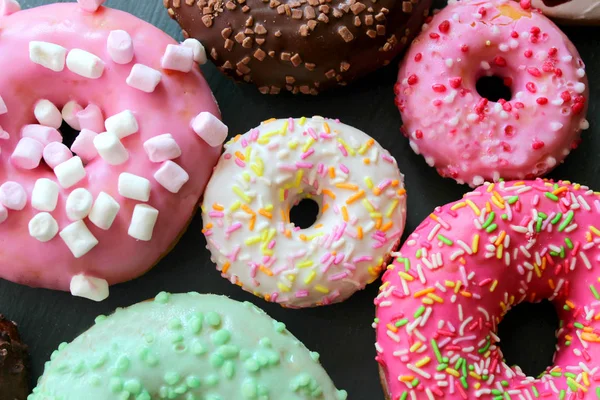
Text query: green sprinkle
478 339 491 354
431 339 443 362
551 212 563 224
538 212 548 219
507 196 519 205
550 371 562 377
416 249 422 259
558 210 574 232
410 378 419 388
565 238 574 249
486 223 498 233
501 214 508 220
395 319 409 327
438 234 453 246
482 212 496 229
591 285 600 300
574 322 584 329
414 306 425 319
536 218 543 233
532 386 539 397
545 192 559 201
400 392 408 400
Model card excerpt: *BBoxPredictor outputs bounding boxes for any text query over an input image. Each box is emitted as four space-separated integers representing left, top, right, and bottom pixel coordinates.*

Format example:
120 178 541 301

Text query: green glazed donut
30 292 348 400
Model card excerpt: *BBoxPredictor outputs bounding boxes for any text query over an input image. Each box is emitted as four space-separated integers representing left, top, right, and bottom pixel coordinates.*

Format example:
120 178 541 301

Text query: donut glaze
30 292 348 400
375 179 600 399
395 0 589 186
164 0 433 95
532 0 600 25
202 117 407 307
0 4 221 294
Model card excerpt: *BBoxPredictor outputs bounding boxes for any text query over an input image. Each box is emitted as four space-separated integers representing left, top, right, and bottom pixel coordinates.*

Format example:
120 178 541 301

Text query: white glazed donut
202 117 407 308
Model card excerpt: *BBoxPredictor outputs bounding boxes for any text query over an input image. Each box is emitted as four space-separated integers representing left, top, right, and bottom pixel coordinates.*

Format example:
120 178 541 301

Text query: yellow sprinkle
465 199 481 216
288 140 298 150
297 260 314 268
445 368 460 377
232 186 251 202
490 280 498 292
294 170 304 187
358 138 375 155
337 138 355 155
245 236 261 245
386 200 399 218
427 293 444 303
496 244 503 259
487 183 495 192
302 138 315 153
314 285 330 294
469 371 482 380
277 283 291 293
364 177 374 189
422 298 434 305
444 280 455 288
280 121 289 135
257 137 270 145
472 234 480 254
491 196 505 210
250 159 264 177
409 342 422 352
451 202 467 211
299 117 307 126
362 199 375 213
242 172 251 182
454 280 462 294
590 226 600 236
230 200 241 211
262 118 276 124
279 188 285 202
583 371 590 387
399 272 414 281
534 263 542 278
415 356 431 368
305 271 317 285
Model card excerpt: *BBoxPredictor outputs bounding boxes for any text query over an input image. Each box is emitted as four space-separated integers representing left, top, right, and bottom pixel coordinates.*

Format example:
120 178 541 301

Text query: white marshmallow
182 39 207 65
29 41 67 72
54 156 86 189
93 132 129 165
154 161 189 194
105 110 138 139
34 99 62 129
77 0 105 13
70 274 109 302
60 220 98 258
118 173 151 202
31 178 59 212
191 112 228 147
29 212 59 242
66 188 93 221
88 192 120 230
143 134 181 162
107 30 134 64
66 49 105 79
0 181 27 210
161 44 194 72
11 137 44 170
0 204 7 224
0 95 6 115
61 100 83 130
126 64 162 93
0 127 8 140
128 204 158 241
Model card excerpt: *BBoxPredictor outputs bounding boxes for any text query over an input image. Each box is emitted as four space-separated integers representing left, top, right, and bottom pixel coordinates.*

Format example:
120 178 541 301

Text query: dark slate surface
2 0 599 397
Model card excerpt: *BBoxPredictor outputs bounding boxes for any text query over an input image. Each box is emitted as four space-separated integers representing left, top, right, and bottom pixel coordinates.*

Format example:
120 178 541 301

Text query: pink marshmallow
0 181 27 211
43 142 73 169
143 134 182 163
0 95 7 115
70 129 98 163
161 44 194 73
0 0 20 16
154 161 189 194
0 203 7 224
11 137 44 170
77 0 105 12
126 64 162 93
0 127 9 140
22 124 62 145
107 30 134 65
191 112 228 147
77 104 104 133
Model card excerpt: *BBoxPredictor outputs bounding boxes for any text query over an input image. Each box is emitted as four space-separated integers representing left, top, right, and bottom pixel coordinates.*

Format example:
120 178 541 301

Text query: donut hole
59 121 80 150
289 198 320 229
476 75 512 103
497 300 559 376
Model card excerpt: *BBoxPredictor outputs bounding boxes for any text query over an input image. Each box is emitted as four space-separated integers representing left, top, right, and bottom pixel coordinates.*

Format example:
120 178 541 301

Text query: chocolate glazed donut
532 0 600 25
0 316 29 400
164 0 432 95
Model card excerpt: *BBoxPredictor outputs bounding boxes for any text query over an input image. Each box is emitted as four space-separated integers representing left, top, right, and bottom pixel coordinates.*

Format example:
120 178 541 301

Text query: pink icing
375 179 600 399
395 0 589 186
0 4 220 291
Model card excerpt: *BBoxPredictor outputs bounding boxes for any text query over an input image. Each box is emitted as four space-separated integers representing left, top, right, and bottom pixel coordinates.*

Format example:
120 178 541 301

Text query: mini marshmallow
154 161 189 194
66 188 93 221
70 274 109 302
77 0 105 12
34 99 62 129
128 204 159 241
105 110 138 139
93 132 129 165
88 191 120 230
161 44 194 73
77 104 104 133
54 156 86 189
60 220 98 258
182 39 207 65
11 137 44 170
107 30 134 64
66 49 105 79
70 129 98 163
0 95 6 115
118 173 151 202
43 142 72 169
191 112 228 147
0 204 7 224
0 181 27 211
0 0 21 16
31 178 59 212
29 41 67 72
143 134 181 162
0 127 8 140
62 100 83 130
29 212 59 242
126 64 162 93
22 124 62 145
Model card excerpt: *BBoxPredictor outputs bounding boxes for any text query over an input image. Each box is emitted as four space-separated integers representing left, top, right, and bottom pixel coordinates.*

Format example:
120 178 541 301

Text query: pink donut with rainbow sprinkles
395 0 589 186
376 179 600 400
0 1 226 301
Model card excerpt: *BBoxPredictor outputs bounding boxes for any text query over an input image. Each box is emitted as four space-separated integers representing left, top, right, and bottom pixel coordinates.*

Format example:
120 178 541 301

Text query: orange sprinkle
329 167 335 179
485 202 492 213
375 217 382 230
201 222 213 233
258 209 272 219
548 279 555 290
494 231 506 246
222 262 231 274
262 118 276 124
363 158 371 165
232 134 242 142
234 151 245 161
391 180 399 187
552 186 568 196
323 122 331 133
212 203 224 211
299 234 308 241
259 265 274 276
241 204 255 215
566 300 576 309
381 221 393 232
322 203 330 213
582 332 600 343
284 230 291 238
587 232 593 242
314 224 323 229
429 214 439 222
399 376 414 382
366 138 375 147
414 287 435 298
357 226 363 239
397 188 407 196
249 216 255 231
530 292 536 302
373 187 382 196
346 190 366 204
341 206 349 222
386 323 398 333
322 189 336 199
336 183 359 191
460 291 472 298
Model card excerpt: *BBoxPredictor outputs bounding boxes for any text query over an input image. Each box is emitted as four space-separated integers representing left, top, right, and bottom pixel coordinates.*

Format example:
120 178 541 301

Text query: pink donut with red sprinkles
395 0 589 186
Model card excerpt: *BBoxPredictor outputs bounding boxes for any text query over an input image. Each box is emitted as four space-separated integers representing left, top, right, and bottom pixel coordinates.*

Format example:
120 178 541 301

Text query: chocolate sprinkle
0 315 29 400
164 0 433 94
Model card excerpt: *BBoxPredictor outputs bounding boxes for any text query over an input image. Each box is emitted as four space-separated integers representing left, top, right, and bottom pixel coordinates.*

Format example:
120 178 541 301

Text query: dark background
2 0 598 397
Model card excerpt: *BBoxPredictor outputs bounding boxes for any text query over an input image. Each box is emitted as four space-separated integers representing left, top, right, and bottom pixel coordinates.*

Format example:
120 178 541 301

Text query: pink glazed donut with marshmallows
0 1 226 300
376 179 600 400
395 0 589 186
